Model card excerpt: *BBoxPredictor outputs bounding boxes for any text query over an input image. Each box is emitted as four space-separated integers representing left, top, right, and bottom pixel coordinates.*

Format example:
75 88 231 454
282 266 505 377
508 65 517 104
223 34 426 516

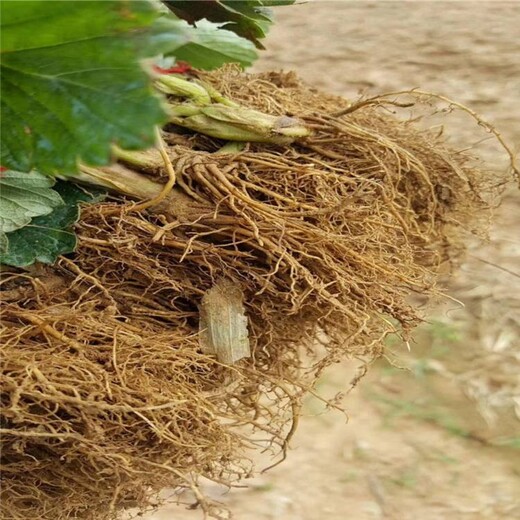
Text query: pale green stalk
156 75 312 144
76 164 164 201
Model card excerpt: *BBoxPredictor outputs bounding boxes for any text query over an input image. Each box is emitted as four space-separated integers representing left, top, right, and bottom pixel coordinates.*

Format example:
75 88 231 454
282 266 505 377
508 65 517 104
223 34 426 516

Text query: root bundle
0 68 499 519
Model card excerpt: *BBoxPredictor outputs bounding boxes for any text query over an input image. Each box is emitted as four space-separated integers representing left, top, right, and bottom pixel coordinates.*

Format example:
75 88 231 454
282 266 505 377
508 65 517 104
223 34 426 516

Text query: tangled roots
0 68 500 519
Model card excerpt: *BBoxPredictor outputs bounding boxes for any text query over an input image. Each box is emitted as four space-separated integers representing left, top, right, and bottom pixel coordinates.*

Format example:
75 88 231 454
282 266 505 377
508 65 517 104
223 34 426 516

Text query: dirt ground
146 2 520 519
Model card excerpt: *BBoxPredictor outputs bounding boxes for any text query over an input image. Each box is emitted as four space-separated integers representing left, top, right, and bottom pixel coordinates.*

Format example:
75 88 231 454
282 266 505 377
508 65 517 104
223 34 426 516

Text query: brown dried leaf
199 278 251 364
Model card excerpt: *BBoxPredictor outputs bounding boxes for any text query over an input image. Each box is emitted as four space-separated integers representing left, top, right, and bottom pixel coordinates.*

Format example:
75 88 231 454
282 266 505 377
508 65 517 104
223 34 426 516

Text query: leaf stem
112 147 161 170
169 103 311 143
156 75 211 105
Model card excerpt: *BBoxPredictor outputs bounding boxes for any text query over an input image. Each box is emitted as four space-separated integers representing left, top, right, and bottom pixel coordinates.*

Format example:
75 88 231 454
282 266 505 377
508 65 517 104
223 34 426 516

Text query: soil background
146 2 520 519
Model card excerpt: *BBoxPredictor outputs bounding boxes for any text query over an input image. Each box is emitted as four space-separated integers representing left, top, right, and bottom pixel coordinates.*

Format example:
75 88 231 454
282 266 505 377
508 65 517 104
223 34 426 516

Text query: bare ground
146 2 520 519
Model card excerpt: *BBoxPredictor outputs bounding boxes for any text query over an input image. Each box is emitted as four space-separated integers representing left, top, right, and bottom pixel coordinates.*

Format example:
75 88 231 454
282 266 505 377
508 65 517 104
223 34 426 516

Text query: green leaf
0 232 8 256
168 20 257 70
0 182 104 267
0 0 174 175
163 1 294 49
0 170 64 234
